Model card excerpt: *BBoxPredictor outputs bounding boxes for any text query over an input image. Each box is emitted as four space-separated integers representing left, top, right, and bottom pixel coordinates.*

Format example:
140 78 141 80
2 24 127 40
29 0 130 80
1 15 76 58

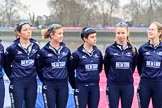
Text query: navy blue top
104 42 137 84
137 41 162 81
0 40 4 79
36 42 71 82
4 38 40 79
69 44 103 88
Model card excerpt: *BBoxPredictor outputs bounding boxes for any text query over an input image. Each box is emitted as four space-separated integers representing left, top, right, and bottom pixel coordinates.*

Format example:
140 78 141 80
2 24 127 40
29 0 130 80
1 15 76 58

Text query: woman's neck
116 41 127 49
20 38 30 49
83 43 93 53
150 38 160 47
50 41 60 50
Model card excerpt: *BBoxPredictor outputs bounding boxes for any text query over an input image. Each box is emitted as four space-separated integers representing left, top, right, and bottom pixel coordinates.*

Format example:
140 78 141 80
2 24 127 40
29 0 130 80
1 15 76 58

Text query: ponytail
127 36 136 55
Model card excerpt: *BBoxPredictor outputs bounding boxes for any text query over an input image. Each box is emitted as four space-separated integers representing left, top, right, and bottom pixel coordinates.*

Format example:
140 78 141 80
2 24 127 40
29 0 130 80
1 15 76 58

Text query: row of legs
1 79 162 108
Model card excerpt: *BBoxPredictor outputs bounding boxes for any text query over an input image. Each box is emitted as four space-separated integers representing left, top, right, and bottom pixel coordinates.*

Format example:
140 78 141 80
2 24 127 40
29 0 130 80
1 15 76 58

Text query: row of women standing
0 21 161 108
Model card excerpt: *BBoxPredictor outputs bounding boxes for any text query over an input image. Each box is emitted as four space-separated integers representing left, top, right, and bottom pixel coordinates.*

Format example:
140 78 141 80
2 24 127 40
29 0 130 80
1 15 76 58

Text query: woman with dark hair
69 27 103 108
4 21 40 108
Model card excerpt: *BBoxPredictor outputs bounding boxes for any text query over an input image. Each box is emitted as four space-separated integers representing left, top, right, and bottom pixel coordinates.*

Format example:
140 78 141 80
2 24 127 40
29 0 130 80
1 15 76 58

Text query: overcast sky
20 0 50 17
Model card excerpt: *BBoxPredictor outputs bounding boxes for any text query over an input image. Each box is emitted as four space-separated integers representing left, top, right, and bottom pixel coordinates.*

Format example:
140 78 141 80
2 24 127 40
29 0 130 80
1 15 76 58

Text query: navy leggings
42 81 69 108
137 79 162 108
9 78 37 108
74 83 100 108
0 79 5 108
106 84 134 108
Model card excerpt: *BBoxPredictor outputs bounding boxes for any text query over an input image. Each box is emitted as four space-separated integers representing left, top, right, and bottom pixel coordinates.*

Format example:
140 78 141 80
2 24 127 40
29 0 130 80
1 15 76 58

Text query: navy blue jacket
104 42 137 84
137 41 162 80
4 38 40 79
0 40 4 79
69 44 103 88
36 42 71 82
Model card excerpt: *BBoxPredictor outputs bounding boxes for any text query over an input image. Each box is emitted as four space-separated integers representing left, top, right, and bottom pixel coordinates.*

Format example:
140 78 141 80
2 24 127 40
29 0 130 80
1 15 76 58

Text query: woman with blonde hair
137 22 162 108
36 24 71 108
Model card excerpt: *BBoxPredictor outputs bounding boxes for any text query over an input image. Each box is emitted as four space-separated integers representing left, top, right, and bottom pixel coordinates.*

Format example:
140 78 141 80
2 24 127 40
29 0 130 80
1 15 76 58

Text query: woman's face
18 24 31 40
116 27 128 43
51 28 64 43
147 23 159 40
84 33 97 46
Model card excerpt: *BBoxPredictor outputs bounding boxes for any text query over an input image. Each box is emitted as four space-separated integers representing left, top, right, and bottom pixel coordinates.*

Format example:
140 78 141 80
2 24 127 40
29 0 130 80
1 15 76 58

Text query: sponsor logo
17 51 23 54
31 49 37 53
42 85 47 89
116 62 130 69
113 53 119 56
157 52 162 56
47 53 53 57
125 52 132 56
145 52 151 55
82 56 87 59
51 61 66 68
21 59 34 66
146 61 161 68
61 52 67 56
85 64 98 71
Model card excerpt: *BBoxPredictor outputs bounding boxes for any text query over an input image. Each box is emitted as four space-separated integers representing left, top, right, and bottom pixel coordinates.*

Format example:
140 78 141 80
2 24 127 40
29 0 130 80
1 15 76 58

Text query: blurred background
0 0 162 27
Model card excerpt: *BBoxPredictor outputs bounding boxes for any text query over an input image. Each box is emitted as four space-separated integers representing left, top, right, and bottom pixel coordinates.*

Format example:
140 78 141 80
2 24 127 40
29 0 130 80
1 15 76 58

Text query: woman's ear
83 37 87 42
50 33 54 38
16 31 21 37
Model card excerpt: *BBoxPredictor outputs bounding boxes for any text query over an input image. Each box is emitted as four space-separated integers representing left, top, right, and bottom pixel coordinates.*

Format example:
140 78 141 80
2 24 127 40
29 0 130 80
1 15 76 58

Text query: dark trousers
74 83 100 108
137 79 162 108
106 83 134 108
42 81 69 108
9 78 37 108
0 79 5 108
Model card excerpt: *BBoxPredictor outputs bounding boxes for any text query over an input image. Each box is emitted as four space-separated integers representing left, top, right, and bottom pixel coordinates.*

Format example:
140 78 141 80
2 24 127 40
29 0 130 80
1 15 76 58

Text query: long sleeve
104 48 111 78
69 52 79 89
67 51 71 79
137 48 143 76
99 51 103 73
4 47 13 79
0 45 4 69
36 51 44 82
132 48 138 73
0 44 4 79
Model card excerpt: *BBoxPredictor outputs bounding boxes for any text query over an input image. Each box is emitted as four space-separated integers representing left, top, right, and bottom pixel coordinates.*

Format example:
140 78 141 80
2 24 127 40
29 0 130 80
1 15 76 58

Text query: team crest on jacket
145 51 151 55
113 53 119 56
125 52 132 56
61 52 67 56
157 51 162 56
94 54 99 58
31 49 37 53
